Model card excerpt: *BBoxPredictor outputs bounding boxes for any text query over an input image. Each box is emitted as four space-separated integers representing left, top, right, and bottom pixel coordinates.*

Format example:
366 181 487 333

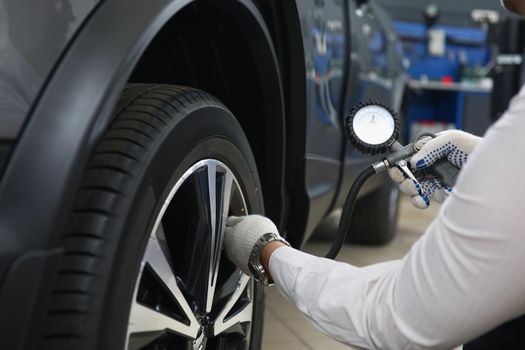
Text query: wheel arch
0 0 285 260
128 0 287 228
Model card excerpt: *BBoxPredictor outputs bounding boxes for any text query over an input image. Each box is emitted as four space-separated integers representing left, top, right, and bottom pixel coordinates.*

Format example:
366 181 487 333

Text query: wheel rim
126 159 254 350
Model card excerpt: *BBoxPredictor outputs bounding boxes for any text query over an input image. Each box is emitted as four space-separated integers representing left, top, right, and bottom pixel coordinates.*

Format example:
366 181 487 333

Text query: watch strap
248 232 290 286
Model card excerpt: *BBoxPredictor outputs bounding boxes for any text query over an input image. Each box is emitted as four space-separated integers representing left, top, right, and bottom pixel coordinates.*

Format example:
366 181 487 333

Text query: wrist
260 241 287 281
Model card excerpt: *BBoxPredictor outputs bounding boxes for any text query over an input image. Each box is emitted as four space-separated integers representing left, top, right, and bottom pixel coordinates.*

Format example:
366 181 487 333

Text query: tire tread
40 85 223 349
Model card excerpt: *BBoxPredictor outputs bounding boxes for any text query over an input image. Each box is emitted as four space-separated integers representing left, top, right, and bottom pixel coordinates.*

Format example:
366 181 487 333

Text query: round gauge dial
344 101 400 155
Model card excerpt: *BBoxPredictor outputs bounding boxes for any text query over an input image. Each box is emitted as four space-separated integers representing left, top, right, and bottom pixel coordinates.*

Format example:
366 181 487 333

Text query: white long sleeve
269 85 525 349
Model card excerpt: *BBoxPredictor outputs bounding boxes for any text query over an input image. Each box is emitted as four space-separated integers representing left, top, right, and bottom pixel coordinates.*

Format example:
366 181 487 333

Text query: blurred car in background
0 0 406 348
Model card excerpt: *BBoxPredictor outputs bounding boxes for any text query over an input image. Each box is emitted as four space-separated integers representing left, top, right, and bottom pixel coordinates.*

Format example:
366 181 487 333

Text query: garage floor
262 197 441 349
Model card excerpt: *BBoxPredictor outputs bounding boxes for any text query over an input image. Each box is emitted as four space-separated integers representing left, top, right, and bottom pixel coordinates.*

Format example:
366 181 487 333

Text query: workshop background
263 1 525 349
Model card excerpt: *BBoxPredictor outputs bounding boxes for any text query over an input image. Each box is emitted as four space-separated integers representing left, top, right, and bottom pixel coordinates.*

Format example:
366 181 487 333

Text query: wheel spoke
128 229 199 340
128 302 198 338
206 162 218 313
206 165 234 313
212 274 253 336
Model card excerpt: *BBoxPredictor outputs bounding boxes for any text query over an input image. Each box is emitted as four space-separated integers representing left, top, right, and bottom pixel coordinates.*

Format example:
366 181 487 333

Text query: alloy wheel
127 159 254 349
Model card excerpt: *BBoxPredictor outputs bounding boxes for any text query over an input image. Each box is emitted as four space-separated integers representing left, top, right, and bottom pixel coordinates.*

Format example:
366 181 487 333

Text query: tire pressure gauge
326 100 460 260
344 101 400 155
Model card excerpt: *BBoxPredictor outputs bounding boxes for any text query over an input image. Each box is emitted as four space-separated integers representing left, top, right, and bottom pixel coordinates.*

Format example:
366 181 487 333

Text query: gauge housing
344 100 400 155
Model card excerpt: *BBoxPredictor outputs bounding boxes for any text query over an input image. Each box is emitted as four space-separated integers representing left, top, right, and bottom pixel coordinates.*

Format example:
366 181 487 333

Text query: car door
334 0 407 207
294 0 350 236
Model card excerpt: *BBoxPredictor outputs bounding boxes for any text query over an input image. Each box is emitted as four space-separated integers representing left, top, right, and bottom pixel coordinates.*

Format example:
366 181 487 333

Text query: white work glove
223 215 281 276
388 130 482 209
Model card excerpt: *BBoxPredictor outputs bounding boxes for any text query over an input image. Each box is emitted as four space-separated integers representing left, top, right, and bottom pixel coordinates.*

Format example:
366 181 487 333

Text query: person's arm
225 85 525 349
265 85 525 349
268 246 401 348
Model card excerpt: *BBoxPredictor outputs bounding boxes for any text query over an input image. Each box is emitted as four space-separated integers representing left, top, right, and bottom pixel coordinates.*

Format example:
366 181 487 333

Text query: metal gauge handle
412 132 460 188
431 159 460 187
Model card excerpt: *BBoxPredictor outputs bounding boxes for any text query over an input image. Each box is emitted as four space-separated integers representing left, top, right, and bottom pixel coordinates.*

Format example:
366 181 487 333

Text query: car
0 0 406 349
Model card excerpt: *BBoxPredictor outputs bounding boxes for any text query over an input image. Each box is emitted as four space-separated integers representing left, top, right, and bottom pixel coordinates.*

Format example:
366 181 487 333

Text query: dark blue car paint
297 0 406 237
295 0 348 237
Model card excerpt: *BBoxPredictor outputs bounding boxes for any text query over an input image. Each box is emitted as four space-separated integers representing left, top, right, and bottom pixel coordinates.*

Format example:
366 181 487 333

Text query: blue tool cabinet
394 21 493 139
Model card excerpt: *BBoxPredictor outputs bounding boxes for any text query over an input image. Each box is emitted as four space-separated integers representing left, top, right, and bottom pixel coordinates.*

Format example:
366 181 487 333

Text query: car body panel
294 0 407 241
333 1 407 209
0 0 101 139
0 0 283 269
294 0 347 237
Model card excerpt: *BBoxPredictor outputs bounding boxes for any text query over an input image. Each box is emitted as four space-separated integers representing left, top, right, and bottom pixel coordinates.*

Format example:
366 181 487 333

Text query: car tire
347 173 400 245
39 84 265 350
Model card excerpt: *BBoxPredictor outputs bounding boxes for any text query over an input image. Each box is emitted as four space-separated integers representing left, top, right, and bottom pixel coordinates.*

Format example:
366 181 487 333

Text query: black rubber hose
325 165 376 259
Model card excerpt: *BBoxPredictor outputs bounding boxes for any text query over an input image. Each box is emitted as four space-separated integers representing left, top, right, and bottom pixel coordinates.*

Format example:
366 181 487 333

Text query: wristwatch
248 232 290 286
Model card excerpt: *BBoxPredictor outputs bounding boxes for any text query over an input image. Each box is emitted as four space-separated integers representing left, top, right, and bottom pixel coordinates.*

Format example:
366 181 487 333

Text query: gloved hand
388 130 481 209
223 215 281 276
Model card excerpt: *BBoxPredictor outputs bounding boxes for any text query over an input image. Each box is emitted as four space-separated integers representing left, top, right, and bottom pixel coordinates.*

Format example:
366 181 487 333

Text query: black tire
40 85 265 350
347 173 400 245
